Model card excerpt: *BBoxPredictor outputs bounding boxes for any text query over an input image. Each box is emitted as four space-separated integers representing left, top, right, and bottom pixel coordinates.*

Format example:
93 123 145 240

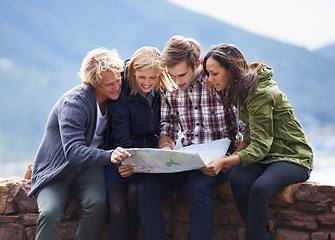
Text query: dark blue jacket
110 79 160 148
105 78 161 187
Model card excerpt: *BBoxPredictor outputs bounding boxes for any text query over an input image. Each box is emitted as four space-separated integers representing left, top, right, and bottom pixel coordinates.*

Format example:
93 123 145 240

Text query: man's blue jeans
138 167 236 240
35 166 107 240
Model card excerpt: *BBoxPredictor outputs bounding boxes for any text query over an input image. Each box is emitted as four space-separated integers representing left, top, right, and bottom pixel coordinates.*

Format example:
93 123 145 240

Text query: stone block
0 215 22 223
22 214 39 226
217 181 234 203
176 203 189 223
275 229 310 240
24 163 33 180
317 213 335 228
277 210 318 230
212 206 229 225
0 177 21 214
0 223 26 240
11 179 38 213
269 183 301 207
5 195 20 214
26 226 37 240
173 224 189 240
211 226 239 240
58 222 77 240
296 182 335 202
294 200 331 212
310 232 331 240
230 208 244 226
162 202 174 222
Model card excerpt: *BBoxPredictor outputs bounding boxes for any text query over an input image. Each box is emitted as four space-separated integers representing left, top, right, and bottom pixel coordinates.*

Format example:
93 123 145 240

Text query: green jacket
236 65 313 169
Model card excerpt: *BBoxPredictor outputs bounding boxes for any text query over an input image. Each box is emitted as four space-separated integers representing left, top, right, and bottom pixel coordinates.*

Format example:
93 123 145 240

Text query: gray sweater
28 84 113 197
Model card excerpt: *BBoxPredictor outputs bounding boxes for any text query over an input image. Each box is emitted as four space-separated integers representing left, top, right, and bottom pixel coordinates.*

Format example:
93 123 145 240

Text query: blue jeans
230 162 309 240
138 167 236 240
35 166 107 240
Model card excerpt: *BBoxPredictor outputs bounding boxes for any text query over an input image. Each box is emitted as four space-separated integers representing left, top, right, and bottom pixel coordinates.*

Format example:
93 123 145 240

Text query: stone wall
1 165 335 240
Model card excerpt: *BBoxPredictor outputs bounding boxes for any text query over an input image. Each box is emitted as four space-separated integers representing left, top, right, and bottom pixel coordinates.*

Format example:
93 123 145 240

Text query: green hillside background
1 0 335 177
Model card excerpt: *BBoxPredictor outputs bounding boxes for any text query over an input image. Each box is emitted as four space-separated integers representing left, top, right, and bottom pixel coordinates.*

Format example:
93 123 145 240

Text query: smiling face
135 67 160 97
205 57 231 92
93 71 122 102
167 60 199 91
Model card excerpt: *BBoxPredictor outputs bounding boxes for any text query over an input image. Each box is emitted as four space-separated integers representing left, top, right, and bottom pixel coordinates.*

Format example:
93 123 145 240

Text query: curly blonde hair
78 47 124 87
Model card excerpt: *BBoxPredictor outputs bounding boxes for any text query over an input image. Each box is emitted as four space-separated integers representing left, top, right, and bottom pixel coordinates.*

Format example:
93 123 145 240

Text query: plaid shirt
160 70 245 155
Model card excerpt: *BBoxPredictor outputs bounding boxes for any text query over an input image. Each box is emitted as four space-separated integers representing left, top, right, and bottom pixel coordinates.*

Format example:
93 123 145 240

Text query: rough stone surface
1 164 335 240
316 213 335 228
5 195 20 214
0 223 26 240
294 200 331 212
217 181 234 203
269 183 301 207
277 209 318 230
0 177 22 214
211 227 239 240
310 232 332 240
24 163 33 180
11 180 38 213
275 229 310 240
296 182 335 202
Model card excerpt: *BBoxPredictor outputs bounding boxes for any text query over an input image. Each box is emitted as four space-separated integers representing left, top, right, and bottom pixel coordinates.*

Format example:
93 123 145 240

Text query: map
122 138 231 173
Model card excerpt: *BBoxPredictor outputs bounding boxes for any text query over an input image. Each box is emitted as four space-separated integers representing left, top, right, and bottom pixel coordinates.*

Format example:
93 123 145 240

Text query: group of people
28 35 313 240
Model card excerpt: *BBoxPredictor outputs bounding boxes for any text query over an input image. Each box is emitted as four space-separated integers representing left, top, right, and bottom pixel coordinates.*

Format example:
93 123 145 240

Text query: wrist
159 143 173 150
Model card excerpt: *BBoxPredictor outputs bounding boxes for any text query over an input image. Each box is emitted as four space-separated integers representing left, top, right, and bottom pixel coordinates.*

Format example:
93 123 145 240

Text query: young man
138 36 245 240
28 47 131 240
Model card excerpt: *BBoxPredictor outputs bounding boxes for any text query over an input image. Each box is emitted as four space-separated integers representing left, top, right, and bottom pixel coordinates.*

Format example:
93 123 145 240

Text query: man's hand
158 135 175 150
110 147 131 164
118 164 134 178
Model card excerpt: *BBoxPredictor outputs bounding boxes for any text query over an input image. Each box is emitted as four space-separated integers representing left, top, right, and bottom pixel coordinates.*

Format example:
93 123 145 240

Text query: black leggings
230 161 309 240
107 175 142 240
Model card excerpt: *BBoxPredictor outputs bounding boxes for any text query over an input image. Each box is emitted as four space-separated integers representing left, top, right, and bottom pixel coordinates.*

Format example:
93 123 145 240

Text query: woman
201 44 313 240
104 46 175 240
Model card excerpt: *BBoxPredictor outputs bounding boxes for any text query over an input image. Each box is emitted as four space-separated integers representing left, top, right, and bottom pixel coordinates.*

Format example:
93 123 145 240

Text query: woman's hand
110 147 131 164
200 154 241 176
200 159 224 176
118 164 134 178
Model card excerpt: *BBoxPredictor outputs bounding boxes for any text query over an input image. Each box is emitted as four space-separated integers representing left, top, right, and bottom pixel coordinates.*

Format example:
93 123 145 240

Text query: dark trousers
230 161 309 240
138 167 236 240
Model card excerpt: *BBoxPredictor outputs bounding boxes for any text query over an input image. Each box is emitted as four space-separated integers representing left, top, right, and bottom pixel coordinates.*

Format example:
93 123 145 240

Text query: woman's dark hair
203 43 262 106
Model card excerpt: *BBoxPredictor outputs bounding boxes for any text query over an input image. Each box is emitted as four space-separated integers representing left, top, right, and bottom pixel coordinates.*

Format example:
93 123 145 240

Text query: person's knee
109 204 124 219
38 207 63 225
82 193 107 213
250 182 268 200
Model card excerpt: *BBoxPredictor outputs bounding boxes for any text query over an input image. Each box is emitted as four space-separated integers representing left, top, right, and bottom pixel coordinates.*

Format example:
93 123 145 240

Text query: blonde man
28 47 131 240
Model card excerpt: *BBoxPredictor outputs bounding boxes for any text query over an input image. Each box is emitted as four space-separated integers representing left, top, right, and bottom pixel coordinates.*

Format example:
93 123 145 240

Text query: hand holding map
121 138 231 173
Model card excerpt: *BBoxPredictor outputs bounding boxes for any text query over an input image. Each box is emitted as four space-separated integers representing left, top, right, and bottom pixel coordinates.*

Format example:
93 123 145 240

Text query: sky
168 0 335 51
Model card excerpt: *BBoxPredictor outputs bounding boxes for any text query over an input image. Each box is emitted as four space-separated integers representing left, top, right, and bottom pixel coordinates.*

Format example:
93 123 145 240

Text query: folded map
122 138 231 173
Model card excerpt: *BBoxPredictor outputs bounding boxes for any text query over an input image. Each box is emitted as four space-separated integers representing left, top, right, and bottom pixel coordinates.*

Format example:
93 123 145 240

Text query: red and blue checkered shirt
160 70 245 155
